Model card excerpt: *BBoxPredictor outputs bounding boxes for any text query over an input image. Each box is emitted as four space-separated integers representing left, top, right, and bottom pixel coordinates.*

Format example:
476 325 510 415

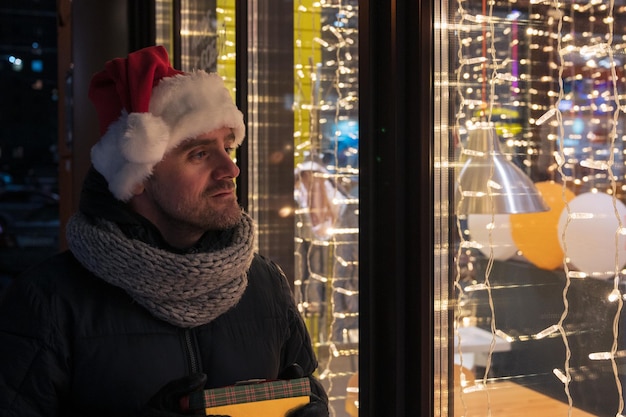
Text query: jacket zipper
183 328 200 374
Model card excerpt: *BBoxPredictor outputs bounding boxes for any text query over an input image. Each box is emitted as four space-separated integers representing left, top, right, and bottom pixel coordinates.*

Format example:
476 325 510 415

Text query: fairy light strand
293 1 359 416
453 0 506 414
604 0 625 415
545 0 577 411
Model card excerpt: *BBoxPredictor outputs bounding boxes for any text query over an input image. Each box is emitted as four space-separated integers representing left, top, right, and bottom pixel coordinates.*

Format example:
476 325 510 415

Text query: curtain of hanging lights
453 0 626 415
293 1 359 417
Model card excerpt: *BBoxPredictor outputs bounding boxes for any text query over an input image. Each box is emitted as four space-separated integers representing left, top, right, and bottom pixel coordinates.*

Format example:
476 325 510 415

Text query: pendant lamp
457 123 549 214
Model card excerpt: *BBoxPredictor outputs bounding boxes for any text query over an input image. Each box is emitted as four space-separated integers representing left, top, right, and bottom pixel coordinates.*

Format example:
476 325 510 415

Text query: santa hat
88 45 245 201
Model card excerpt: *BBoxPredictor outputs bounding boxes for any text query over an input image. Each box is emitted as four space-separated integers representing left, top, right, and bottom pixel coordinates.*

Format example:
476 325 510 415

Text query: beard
146 179 243 232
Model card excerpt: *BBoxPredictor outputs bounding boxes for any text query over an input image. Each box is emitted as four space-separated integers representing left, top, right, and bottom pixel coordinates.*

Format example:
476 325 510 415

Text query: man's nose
214 152 240 179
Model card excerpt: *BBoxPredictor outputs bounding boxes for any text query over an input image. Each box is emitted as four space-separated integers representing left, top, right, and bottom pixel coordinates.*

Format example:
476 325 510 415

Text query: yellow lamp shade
510 181 574 270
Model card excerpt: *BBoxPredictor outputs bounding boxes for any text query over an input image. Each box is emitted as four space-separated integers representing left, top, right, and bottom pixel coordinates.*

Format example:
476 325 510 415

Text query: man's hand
286 400 330 417
280 364 329 417
140 373 208 417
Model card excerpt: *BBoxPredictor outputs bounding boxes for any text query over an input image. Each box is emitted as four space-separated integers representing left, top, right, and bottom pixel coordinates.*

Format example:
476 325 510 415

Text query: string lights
293 1 359 416
453 0 626 416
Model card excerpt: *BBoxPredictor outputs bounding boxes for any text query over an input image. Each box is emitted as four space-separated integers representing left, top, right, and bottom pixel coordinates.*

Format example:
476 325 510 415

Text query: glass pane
180 0 219 72
170 1 359 414
438 0 626 416
155 0 174 55
215 0 236 92
293 2 359 417
159 0 234 91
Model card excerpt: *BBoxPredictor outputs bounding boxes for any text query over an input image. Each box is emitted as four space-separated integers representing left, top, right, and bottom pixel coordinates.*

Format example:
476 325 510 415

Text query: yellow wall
216 0 237 99
215 0 322 160
294 1 321 165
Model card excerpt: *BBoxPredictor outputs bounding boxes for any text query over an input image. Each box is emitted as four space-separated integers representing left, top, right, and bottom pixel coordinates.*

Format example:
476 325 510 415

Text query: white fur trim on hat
91 111 170 201
150 71 245 152
91 71 245 202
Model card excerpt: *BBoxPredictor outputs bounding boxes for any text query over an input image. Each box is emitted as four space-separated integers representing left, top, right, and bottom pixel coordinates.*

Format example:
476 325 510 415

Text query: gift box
187 377 311 417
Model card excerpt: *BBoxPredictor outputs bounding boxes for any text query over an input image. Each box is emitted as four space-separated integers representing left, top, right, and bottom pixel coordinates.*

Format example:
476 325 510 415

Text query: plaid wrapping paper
188 377 311 410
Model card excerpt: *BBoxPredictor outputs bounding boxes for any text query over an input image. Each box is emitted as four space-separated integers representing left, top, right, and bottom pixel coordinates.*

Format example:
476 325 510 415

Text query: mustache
205 181 236 195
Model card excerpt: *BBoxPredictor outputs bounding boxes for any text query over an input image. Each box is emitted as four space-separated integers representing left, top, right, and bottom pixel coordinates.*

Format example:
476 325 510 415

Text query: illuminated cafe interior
441 0 626 416
44 0 626 415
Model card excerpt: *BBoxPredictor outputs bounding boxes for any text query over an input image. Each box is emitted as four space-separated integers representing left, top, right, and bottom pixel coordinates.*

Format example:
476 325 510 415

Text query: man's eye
191 150 208 159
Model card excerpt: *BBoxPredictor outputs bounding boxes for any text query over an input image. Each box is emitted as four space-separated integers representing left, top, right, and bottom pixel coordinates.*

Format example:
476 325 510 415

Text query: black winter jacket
0 251 320 416
0 169 323 416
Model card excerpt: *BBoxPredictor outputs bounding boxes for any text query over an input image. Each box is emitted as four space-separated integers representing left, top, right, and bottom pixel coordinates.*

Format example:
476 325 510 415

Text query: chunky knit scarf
66 211 255 328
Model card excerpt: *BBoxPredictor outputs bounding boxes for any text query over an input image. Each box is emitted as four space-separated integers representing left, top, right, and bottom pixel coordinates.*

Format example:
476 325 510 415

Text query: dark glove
140 373 208 417
285 399 329 417
279 363 306 380
280 364 329 417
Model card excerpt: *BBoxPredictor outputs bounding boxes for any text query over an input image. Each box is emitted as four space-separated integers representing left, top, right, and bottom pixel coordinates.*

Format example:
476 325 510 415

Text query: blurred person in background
294 161 359 344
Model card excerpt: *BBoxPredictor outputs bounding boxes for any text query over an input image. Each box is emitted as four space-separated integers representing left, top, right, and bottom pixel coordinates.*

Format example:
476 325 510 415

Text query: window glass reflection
444 1 626 416
293 1 359 416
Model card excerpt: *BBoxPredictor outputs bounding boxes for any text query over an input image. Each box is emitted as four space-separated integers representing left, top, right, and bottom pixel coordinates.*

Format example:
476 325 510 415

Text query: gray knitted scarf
65 211 255 328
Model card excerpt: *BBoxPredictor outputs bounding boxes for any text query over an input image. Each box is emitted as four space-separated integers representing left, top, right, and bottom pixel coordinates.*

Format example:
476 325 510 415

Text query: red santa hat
88 45 245 201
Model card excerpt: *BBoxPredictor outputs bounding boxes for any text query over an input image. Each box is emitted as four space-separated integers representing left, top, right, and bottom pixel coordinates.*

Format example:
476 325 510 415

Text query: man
0 46 328 417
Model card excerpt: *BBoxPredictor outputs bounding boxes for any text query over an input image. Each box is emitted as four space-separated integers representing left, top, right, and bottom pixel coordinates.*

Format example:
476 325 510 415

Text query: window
437 1 626 415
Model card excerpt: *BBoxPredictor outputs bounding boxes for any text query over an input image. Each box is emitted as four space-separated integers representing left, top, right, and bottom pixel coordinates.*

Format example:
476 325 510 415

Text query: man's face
135 127 242 247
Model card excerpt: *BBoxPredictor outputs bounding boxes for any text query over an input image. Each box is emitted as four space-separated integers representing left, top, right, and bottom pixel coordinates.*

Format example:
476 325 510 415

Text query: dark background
0 0 59 287
0 0 58 186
